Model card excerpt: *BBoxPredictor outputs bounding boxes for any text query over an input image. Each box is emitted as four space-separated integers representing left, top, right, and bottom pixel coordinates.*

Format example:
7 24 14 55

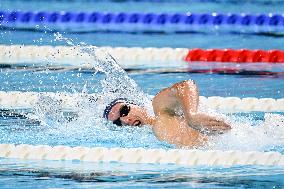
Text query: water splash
22 32 156 148
208 113 284 151
53 32 150 105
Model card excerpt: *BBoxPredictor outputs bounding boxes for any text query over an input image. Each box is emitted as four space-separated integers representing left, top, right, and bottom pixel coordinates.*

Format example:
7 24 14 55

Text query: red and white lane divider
185 48 284 63
1 45 284 65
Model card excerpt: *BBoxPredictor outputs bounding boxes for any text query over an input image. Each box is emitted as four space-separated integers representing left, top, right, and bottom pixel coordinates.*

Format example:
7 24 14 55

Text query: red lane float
184 49 284 63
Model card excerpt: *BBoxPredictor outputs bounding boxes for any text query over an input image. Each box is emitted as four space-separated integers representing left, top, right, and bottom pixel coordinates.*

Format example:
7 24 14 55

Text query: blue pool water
1 0 284 188
3 31 284 49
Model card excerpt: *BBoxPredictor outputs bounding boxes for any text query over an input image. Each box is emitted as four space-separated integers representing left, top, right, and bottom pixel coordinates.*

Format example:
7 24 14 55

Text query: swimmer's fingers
209 119 231 129
208 120 231 131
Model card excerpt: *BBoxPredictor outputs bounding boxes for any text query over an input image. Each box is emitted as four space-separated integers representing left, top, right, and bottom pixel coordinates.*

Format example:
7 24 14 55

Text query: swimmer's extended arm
153 80 231 135
187 113 231 135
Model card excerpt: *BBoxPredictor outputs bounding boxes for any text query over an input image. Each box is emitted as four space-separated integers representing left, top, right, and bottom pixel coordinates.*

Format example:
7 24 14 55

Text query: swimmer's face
107 103 149 127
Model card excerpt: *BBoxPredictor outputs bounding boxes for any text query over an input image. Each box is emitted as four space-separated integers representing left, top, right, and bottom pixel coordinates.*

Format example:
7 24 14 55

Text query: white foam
209 113 284 151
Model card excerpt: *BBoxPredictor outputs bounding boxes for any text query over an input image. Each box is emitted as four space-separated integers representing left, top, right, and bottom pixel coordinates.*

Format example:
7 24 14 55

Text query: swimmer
104 80 231 148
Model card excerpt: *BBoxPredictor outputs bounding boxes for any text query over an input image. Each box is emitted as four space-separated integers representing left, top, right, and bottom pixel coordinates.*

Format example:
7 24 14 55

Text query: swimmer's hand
188 113 231 135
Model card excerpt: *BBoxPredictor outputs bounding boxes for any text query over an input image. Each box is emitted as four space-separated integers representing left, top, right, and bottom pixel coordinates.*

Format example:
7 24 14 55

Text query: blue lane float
0 11 284 33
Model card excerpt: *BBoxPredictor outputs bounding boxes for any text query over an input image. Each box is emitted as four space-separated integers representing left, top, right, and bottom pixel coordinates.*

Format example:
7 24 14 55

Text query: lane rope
1 45 284 64
0 91 283 112
1 11 284 32
185 48 284 63
0 144 283 166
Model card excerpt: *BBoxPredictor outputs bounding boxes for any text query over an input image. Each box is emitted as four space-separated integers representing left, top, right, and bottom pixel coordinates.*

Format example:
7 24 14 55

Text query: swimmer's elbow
173 80 197 89
173 80 199 96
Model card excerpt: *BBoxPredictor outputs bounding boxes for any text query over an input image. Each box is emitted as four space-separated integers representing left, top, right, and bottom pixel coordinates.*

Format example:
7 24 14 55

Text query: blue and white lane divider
1 11 284 32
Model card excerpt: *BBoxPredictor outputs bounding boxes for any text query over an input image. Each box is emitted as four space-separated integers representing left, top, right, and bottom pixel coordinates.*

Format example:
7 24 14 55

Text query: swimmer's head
103 98 153 127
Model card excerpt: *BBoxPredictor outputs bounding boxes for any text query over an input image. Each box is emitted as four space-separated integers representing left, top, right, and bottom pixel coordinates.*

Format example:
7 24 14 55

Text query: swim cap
103 98 129 119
